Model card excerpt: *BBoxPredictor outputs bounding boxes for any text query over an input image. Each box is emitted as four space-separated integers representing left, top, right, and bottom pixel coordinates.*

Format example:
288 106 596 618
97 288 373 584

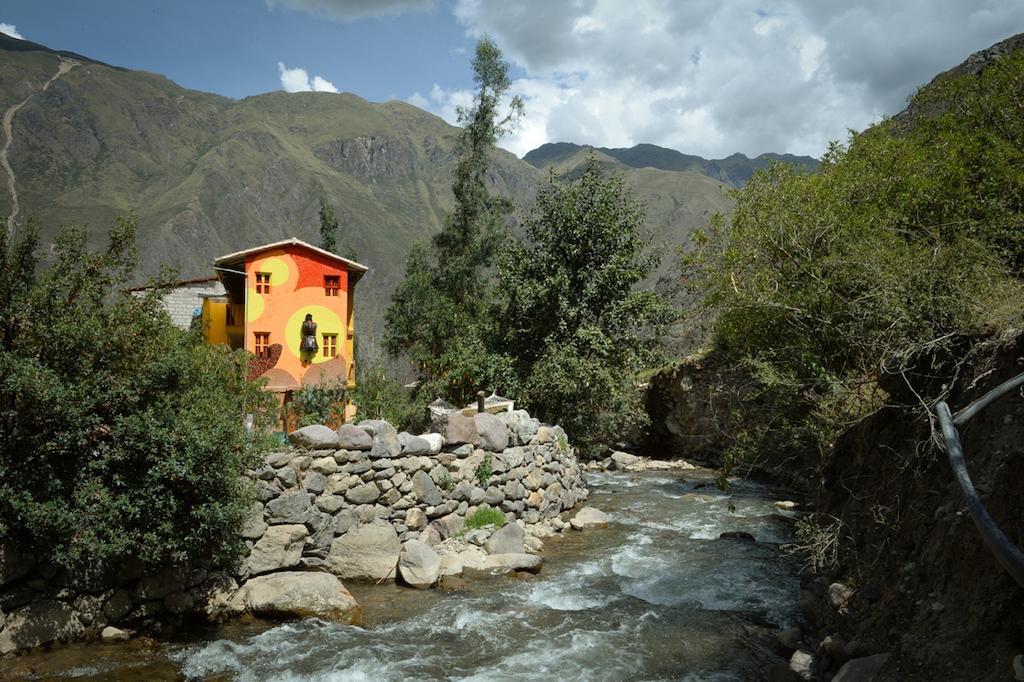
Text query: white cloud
311 75 339 93
267 0 432 22
0 22 23 39
440 0 1024 159
406 92 430 109
277 62 339 93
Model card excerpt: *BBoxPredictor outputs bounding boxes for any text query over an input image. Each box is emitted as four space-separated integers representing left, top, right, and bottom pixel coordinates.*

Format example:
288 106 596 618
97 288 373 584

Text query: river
8 468 802 681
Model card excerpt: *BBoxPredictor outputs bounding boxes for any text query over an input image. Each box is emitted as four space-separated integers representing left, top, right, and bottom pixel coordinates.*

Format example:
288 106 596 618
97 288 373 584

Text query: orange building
203 239 367 417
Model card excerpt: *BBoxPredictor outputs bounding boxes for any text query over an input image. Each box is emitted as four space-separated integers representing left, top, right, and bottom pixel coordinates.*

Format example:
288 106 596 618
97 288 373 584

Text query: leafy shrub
290 377 348 427
474 453 493 486
687 52 1024 473
350 362 425 432
0 218 273 575
465 505 506 530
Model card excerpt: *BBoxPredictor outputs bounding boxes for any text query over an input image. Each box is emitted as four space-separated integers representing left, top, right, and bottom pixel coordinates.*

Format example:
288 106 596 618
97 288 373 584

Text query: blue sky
0 1 480 101
3 1 1023 158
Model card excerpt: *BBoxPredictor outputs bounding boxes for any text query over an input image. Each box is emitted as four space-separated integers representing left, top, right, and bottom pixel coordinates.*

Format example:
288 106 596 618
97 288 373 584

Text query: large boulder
420 433 444 454
498 410 539 446
610 451 641 470
462 553 542 577
433 413 480 447
327 520 401 581
474 412 509 452
832 654 890 682
289 424 340 449
359 420 402 459
412 470 444 506
570 507 609 530
246 524 308 575
228 571 361 623
401 435 433 456
398 540 442 589
337 423 373 450
0 600 84 655
484 522 524 555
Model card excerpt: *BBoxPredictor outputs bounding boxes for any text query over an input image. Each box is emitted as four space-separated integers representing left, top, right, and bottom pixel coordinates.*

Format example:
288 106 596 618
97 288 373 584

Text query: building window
255 272 271 294
322 333 338 358
254 332 271 357
324 275 340 297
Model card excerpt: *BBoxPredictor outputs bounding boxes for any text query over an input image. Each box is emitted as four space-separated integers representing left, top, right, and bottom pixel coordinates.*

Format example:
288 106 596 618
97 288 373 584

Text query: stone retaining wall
240 410 589 581
0 410 590 655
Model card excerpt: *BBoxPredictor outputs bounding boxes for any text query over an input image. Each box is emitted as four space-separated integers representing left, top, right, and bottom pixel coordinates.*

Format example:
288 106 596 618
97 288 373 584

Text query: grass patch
465 505 506 530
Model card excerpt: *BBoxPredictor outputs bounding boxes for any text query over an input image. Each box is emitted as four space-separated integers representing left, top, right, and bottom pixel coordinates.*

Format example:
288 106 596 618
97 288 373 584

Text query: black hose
937 401 1024 587
953 371 1024 426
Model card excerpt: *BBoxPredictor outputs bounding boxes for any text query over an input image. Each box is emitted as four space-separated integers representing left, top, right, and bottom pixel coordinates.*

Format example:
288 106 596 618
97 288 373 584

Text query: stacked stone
241 409 588 583
0 410 590 654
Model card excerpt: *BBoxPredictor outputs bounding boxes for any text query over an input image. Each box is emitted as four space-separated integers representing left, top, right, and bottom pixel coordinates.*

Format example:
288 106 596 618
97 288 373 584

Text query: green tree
385 37 523 404
0 217 273 575
495 159 674 453
319 194 338 253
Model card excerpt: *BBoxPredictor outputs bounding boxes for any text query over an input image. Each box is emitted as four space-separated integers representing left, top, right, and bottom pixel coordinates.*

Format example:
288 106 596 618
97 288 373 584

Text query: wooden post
477 391 486 413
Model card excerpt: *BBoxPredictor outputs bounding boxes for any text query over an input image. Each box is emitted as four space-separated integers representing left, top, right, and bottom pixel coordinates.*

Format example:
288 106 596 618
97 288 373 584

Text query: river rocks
1014 654 1024 681
610 451 641 469
229 571 361 623
413 470 443 506
828 582 854 610
789 650 813 680
0 600 84 655
289 424 340 449
433 413 480 446
462 553 542 577
101 626 131 642
398 540 442 589
570 507 609 530
247 524 308 575
719 531 756 541
831 653 889 681
474 413 509 452
328 520 401 581
485 522 524 555
102 590 132 622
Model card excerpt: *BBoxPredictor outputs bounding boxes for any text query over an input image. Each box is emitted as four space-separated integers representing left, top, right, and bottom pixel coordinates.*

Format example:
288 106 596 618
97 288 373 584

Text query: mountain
0 35 798 344
0 37 537 344
524 141 818 187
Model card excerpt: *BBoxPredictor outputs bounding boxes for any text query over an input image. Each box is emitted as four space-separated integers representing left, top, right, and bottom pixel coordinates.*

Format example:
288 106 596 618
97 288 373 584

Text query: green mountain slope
0 36 758 343
525 141 818 187
0 42 537 343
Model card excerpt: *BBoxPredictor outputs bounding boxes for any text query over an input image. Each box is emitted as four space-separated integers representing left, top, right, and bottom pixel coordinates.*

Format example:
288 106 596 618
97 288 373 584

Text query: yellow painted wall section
243 246 353 388
202 298 229 345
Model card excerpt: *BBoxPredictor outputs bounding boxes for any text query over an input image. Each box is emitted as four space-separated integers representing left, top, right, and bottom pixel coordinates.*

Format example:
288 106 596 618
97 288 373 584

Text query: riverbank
3 467 809 680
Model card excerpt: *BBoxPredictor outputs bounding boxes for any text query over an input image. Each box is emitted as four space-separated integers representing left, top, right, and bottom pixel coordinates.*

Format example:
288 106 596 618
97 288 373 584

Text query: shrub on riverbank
0 218 272 575
687 47 1024 476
